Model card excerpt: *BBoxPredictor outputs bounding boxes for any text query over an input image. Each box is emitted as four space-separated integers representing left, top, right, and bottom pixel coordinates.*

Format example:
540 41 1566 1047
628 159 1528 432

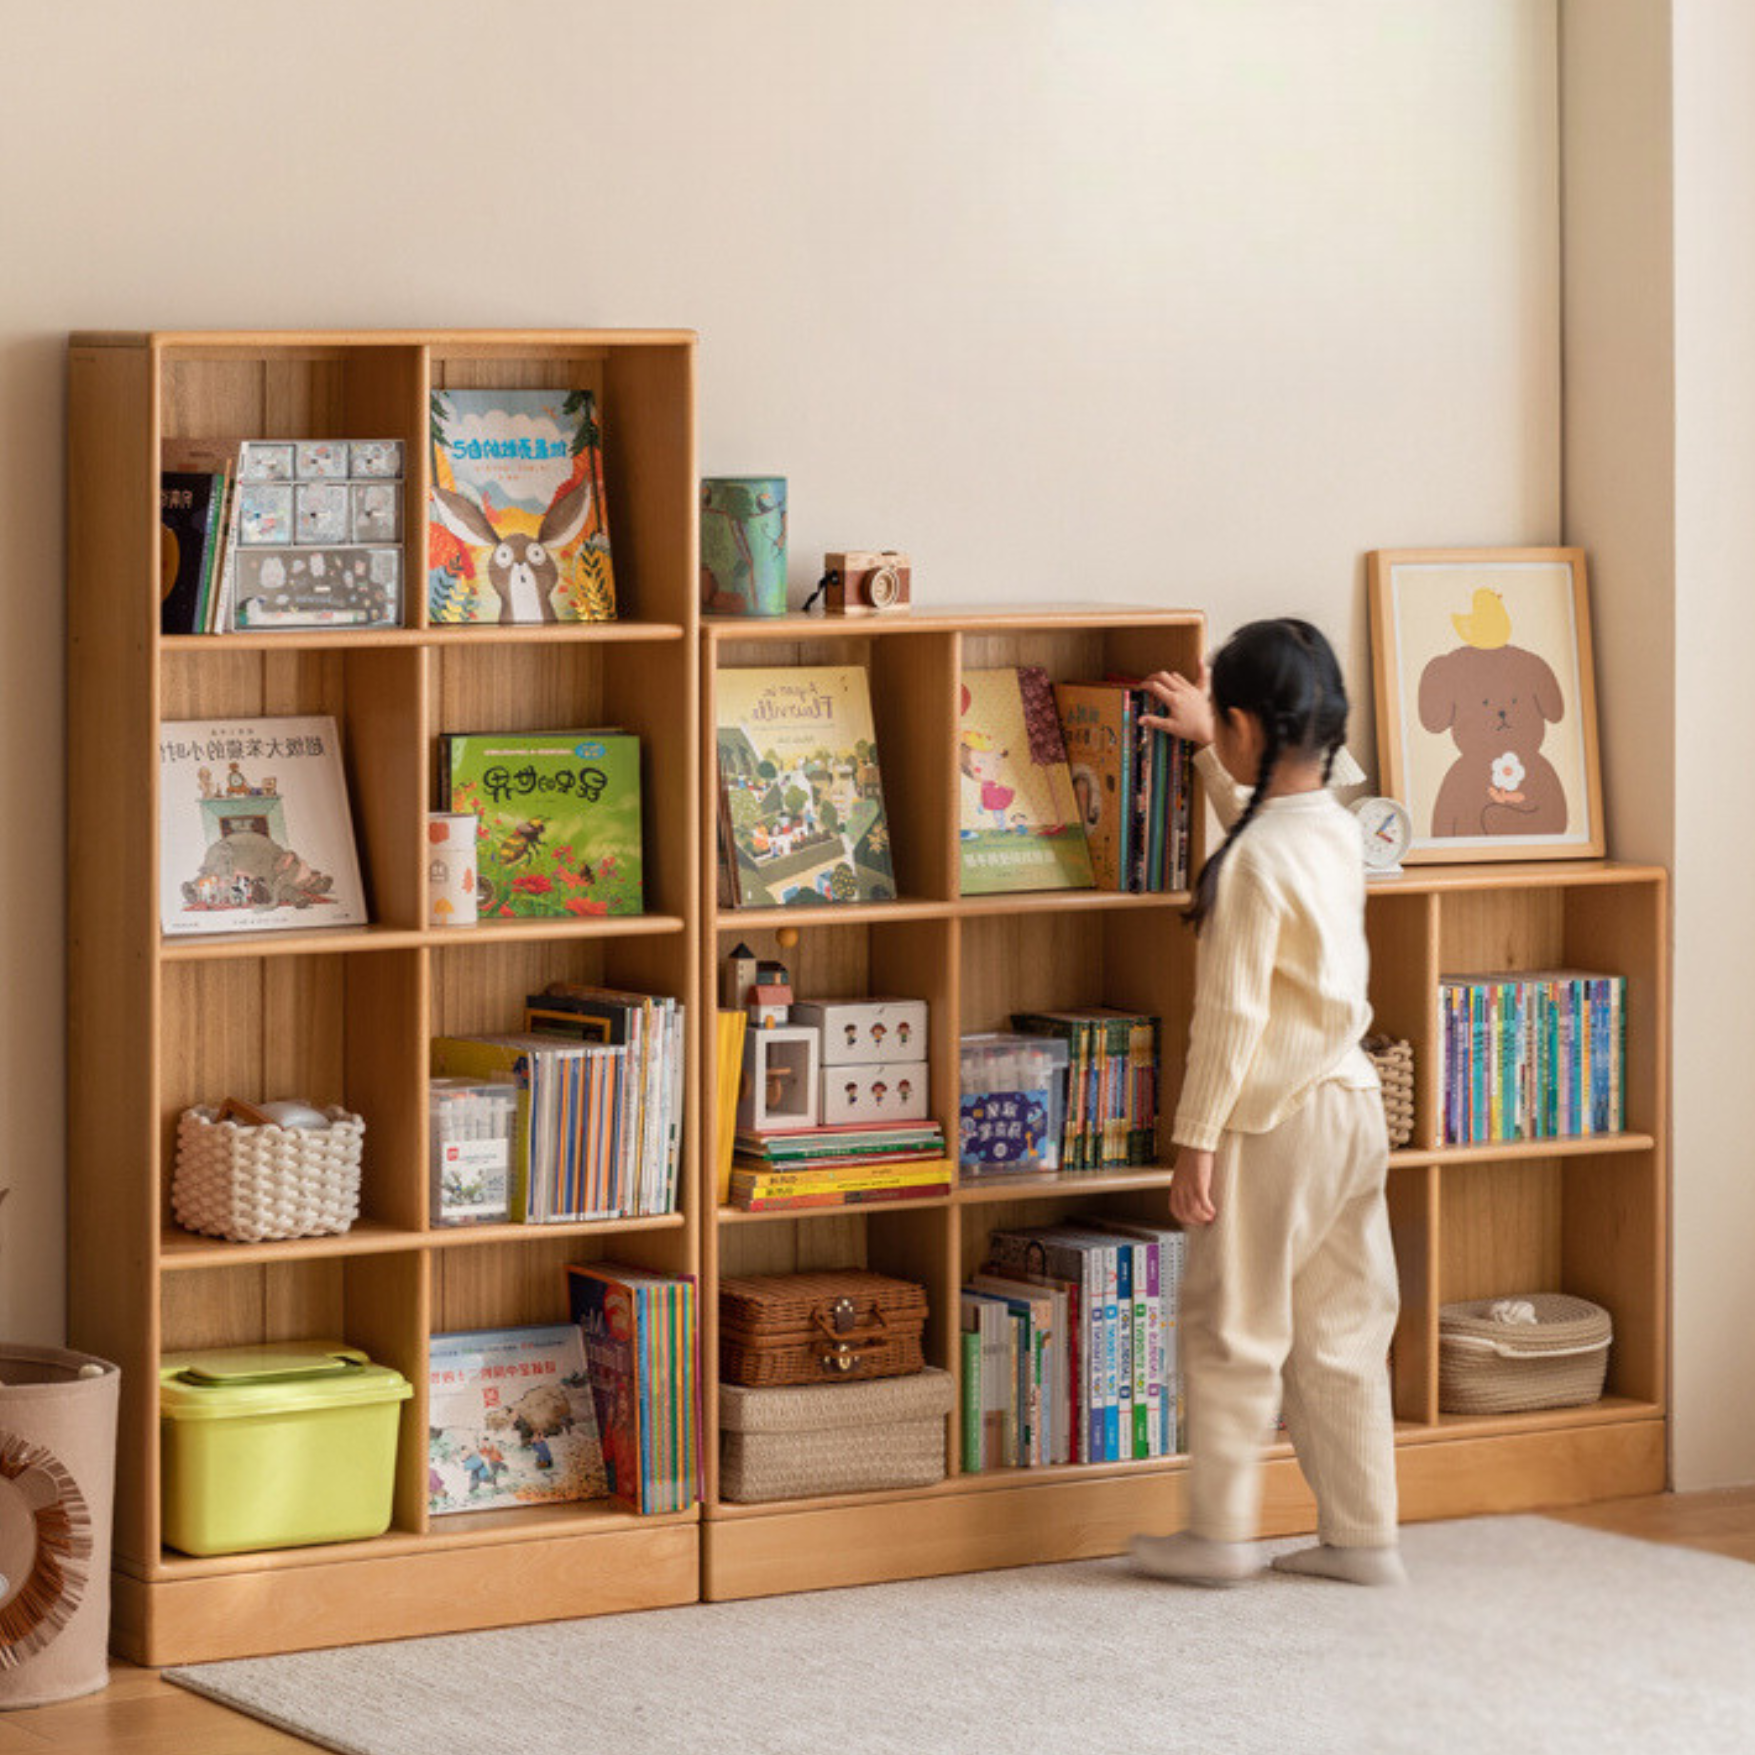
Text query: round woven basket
1438 1293 1611 1415
1363 1034 1415 1149
172 1106 364 1243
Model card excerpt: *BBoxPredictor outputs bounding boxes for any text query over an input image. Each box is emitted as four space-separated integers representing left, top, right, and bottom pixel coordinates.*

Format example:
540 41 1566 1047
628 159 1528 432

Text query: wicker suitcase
719 1368 954 1503
719 1269 928 1387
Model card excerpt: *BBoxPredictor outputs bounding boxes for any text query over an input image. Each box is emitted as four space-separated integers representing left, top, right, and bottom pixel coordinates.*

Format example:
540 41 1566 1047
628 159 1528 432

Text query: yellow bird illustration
1452 588 1511 649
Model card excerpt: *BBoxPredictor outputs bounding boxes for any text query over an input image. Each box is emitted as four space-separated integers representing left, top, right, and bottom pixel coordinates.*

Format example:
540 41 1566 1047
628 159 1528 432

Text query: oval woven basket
1438 1293 1611 1415
172 1106 365 1244
1363 1034 1414 1150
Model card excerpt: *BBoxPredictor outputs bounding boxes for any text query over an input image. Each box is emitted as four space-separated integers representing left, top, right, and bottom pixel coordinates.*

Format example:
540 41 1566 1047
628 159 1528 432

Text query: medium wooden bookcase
66 330 702 1664
697 609 1668 1601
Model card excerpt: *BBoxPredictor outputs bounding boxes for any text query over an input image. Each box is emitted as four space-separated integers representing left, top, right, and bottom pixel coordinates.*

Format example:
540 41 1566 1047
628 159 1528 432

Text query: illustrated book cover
159 470 226 636
427 1324 608 1516
158 715 368 935
443 729 643 918
959 667 1094 894
715 666 897 907
1052 681 1134 890
429 388 615 623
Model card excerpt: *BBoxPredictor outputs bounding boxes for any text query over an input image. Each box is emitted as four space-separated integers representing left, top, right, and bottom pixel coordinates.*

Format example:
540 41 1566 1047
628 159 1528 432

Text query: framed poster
1367 548 1604 863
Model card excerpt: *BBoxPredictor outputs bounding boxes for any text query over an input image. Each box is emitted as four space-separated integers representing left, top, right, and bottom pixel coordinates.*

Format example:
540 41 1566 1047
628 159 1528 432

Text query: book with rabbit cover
443 729 644 918
429 388 615 623
158 715 368 936
959 668 1094 894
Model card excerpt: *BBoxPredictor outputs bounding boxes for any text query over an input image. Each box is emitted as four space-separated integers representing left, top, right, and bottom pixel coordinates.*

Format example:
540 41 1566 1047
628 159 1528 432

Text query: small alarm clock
1350 796 1413 876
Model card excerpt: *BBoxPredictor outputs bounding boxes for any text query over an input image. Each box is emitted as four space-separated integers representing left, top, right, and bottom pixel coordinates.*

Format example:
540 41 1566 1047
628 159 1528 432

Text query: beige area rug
166 1516 1755 1755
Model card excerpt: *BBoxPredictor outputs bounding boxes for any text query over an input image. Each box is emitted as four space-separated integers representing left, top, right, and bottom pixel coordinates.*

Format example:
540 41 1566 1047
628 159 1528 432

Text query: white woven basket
172 1106 365 1243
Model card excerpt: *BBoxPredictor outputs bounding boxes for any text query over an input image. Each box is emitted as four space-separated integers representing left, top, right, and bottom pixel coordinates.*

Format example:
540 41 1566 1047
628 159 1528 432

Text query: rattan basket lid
1439 1294 1610 1357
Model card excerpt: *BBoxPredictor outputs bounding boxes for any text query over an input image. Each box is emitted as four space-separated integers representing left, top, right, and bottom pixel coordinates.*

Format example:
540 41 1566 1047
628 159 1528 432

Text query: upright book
959 667 1095 894
444 729 643 918
159 470 226 636
715 666 898 907
429 387 615 623
158 715 368 935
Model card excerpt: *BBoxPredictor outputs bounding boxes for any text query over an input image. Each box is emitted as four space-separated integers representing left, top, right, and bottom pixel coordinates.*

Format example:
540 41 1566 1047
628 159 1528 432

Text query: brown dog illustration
1418 641 1567 838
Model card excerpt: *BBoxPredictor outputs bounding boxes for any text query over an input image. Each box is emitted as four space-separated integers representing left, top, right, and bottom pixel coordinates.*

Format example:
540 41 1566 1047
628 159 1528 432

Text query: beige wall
4 8 1562 1340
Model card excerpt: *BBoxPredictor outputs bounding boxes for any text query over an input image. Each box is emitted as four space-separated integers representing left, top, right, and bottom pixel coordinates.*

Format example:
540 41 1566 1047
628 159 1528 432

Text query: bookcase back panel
431 1232 689 1335
1560 1152 1664 1403
1386 1163 1440 1422
1438 1162 1563 1304
1366 891 1441 1151
1437 887 1568 974
719 1218 871 1279
429 937 686 1039
1559 881 1665 1137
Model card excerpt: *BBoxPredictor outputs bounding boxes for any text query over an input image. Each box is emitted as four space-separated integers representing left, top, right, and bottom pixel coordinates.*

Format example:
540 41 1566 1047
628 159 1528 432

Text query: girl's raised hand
1139 661 1214 748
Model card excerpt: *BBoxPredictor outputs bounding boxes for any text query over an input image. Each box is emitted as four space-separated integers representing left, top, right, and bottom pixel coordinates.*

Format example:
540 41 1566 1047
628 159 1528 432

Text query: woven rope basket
1363 1035 1415 1150
1438 1293 1611 1415
172 1106 364 1243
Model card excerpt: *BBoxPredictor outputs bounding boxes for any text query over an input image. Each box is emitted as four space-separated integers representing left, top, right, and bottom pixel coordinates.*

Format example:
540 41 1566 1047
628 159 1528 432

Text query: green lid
160 1340 412 1421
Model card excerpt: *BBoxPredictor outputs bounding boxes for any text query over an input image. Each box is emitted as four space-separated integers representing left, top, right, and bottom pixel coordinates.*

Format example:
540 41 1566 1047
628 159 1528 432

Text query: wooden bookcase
66 330 702 1664
698 610 1668 1602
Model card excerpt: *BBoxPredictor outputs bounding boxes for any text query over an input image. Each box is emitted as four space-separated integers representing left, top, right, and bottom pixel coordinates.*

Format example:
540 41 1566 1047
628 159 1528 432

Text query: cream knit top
1171 748 1378 1152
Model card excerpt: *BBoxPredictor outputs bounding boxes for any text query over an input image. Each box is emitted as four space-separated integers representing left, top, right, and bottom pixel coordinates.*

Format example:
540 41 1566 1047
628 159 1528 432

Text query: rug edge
165 1666 373 1755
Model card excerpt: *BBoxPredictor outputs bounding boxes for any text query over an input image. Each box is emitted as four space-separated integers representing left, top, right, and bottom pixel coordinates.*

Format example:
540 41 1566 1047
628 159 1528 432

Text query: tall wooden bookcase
697 609 1668 1601
66 330 702 1664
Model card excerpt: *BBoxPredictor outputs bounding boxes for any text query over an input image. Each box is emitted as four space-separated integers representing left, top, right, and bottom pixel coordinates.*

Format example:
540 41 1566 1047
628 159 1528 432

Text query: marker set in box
958 1034 1069 1174
430 1078 517 1225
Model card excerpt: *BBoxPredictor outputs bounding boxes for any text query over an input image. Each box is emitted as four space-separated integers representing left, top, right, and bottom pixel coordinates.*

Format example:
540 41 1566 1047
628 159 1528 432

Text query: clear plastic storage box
958 1032 1069 1175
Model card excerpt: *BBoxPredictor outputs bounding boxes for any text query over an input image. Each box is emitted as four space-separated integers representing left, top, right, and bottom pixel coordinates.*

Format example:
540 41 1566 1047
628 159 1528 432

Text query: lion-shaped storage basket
719 1269 928 1387
1363 1035 1415 1150
1438 1293 1611 1415
172 1106 365 1244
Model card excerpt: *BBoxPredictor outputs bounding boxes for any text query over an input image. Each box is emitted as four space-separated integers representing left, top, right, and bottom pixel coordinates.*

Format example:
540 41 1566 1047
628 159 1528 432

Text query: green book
445 729 643 918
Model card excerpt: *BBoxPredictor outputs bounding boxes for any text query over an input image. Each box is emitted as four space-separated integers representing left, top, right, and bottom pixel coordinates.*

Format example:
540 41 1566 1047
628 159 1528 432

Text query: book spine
961 1323 982 1474
1142 1239 1164 1458
1129 1241 1149 1458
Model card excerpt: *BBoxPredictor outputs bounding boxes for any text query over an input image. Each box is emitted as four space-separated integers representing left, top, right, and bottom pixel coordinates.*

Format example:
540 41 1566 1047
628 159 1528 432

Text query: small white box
820 1061 930 1125
791 997 928 1066
738 1026 821 1133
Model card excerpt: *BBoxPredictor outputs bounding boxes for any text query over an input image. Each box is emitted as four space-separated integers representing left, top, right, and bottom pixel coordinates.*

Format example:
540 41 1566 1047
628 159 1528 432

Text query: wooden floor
3 1491 1751 1753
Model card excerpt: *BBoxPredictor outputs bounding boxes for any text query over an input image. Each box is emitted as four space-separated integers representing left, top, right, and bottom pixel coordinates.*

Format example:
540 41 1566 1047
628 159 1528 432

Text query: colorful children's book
714 666 898 907
959 667 1094 895
158 716 368 936
429 387 615 623
159 470 227 636
427 1324 609 1516
1052 681 1134 890
444 729 643 918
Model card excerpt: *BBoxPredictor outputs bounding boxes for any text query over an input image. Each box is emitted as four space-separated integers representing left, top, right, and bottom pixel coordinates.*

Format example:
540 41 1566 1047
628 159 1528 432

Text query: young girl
1129 618 1405 1588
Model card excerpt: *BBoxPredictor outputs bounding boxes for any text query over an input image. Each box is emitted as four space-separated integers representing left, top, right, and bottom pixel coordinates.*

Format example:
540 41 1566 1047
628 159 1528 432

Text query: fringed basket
172 1106 364 1243
1438 1294 1612 1415
1363 1034 1415 1150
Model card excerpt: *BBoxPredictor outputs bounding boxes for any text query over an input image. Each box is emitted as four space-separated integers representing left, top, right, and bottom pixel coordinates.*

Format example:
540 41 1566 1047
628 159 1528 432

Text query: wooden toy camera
821 550 912 615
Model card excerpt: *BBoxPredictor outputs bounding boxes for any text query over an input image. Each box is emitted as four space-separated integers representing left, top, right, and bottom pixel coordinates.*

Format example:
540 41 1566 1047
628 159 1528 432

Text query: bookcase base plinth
701 1418 1666 1603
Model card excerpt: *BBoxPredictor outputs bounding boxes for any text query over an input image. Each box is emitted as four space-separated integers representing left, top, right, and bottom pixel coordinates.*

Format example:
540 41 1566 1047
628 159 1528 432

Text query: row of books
961 1221 1186 1471
1440 971 1626 1145
567 1263 698 1516
432 987 685 1222
728 1122 953 1211
1010 1009 1161 1171
713 663 1196 911
1054 680 1193 893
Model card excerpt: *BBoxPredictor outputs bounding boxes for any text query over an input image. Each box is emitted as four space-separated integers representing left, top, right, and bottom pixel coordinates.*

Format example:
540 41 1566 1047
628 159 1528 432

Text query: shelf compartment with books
426 336 695 632
156 1249 431 1561
159 644 429 934
432 634 693 923
708 627 960 908
158 947 427 1241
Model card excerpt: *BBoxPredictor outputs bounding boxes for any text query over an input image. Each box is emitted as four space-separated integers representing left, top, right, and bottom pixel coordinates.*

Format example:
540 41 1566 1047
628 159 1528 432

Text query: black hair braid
1184 717 1282 932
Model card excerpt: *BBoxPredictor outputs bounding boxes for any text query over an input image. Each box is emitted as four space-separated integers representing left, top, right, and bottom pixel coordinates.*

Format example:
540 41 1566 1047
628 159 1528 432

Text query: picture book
1052 681 1133 889
159 470 226 636
444 729 643 918
429 388 615 624
158 716 368 936
715 666 897 908
428 1324 608 1516
959 667 1094 894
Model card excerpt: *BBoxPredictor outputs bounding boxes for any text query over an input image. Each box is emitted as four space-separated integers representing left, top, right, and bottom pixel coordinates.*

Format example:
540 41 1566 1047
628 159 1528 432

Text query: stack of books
1009 1009 1161 1170
1440 971 1626 1145
966 1220 1185 1470
432 986 684 1222
728 1122 952 1211
566 1264 698 1516
1053 680 1193 894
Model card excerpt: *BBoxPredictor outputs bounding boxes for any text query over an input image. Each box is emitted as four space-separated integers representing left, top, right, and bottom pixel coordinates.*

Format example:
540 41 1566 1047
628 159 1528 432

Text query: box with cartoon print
790 997 928 1066
819 1060 929 1125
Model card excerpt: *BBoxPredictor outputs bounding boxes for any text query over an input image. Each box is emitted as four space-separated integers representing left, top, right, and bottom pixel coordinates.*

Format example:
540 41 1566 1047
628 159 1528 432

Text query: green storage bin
159 1341 412 1556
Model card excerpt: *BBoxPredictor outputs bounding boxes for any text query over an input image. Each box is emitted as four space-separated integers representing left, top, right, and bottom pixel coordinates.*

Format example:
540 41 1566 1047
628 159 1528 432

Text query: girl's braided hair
1183 618 1349 933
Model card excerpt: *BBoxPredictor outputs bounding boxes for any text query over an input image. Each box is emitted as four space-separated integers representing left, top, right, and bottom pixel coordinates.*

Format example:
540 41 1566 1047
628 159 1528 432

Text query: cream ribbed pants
1182 1078 1400 1547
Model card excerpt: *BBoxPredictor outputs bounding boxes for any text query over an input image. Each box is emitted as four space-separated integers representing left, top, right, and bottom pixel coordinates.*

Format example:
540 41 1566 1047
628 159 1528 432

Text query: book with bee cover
443 730 643 918
428 387 615 624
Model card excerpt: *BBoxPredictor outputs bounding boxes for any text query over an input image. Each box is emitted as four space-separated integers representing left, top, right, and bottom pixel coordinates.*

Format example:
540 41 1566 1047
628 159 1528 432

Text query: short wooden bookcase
66 330 703 1664
697 608 1668 1601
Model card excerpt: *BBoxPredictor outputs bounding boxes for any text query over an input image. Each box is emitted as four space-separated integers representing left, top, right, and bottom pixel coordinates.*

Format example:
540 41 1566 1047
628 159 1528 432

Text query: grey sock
1271 1543 1407 1586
